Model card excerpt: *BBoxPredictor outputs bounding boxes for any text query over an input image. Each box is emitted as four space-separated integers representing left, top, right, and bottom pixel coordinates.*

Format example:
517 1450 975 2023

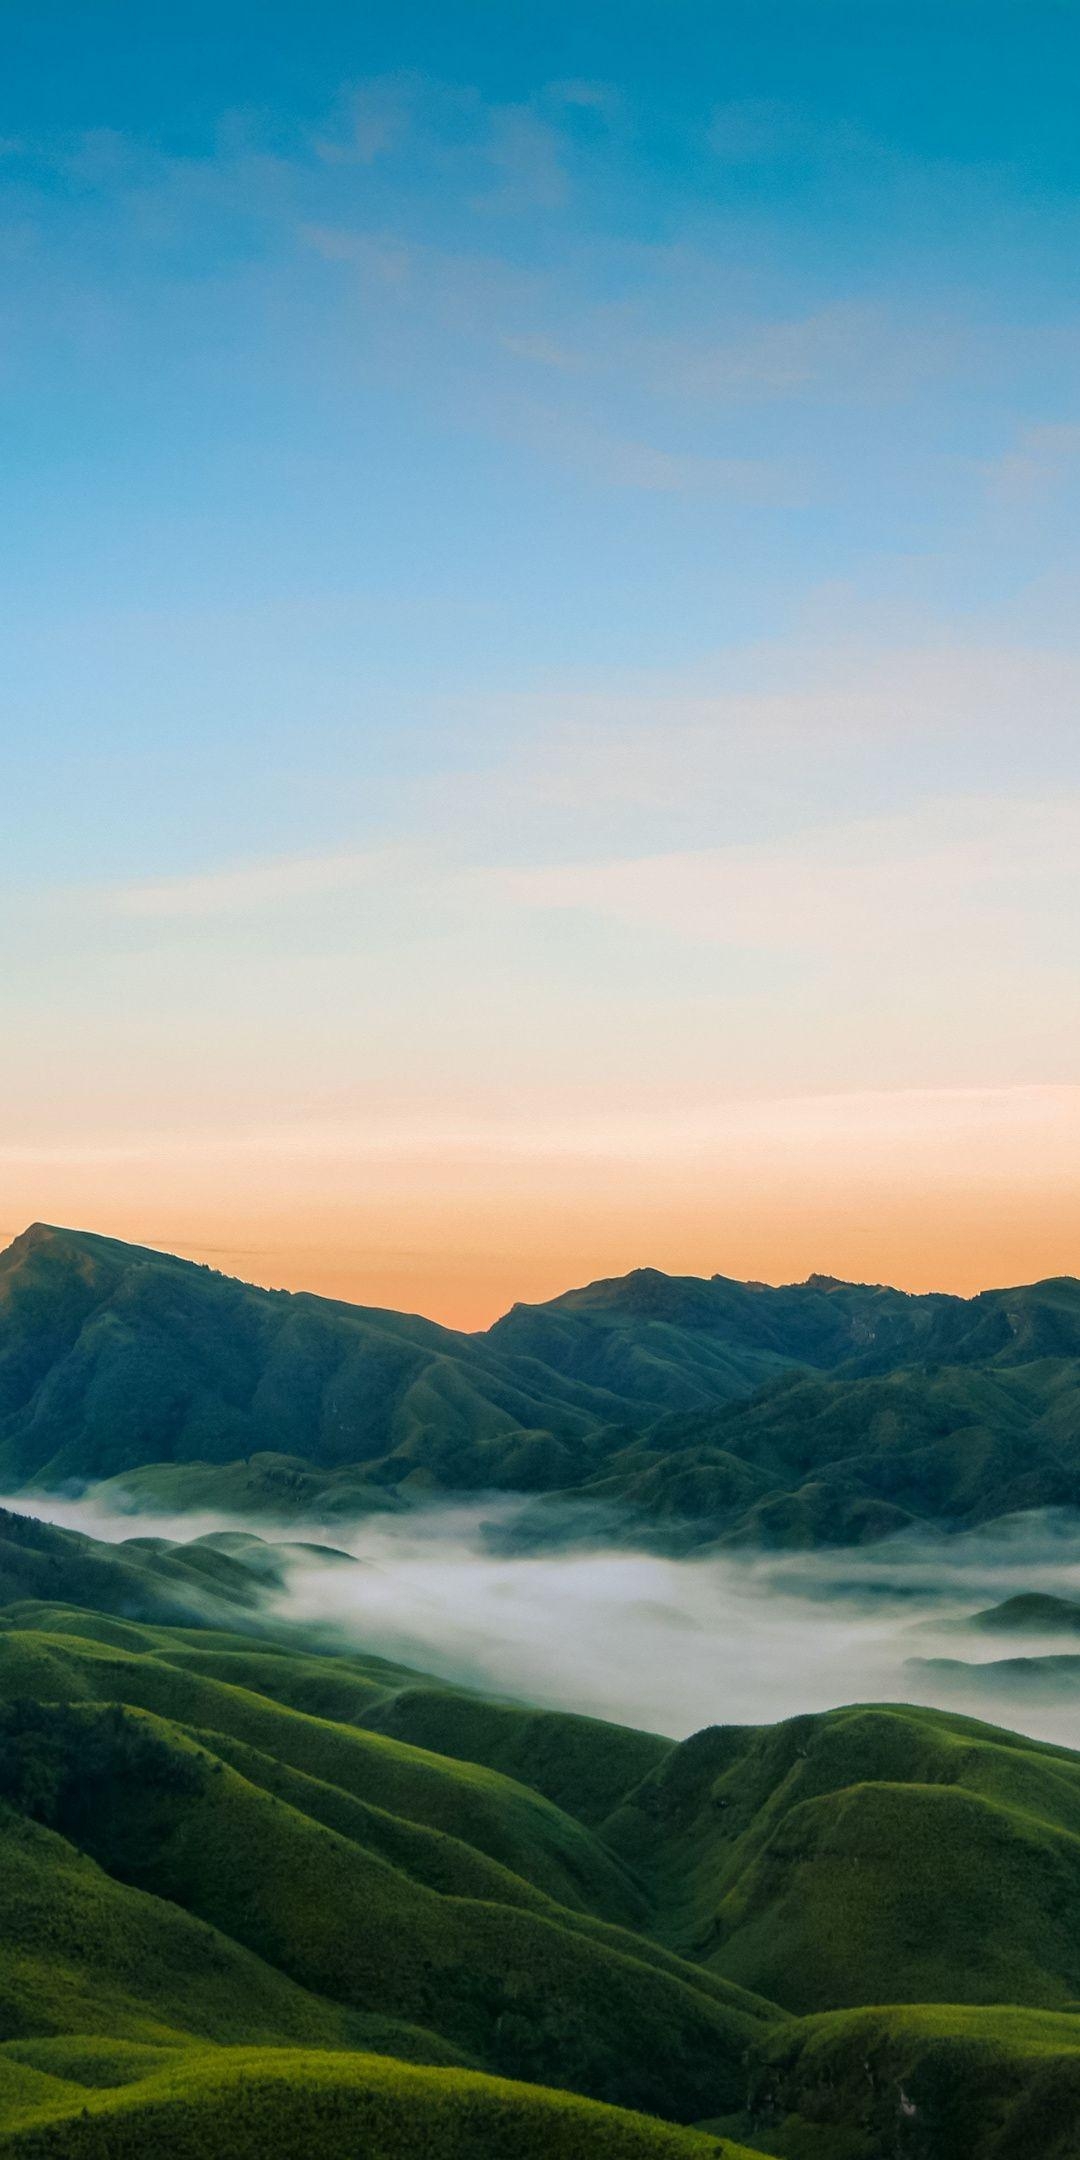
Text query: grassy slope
0 1805 382 2054
0 1613 774 2124
0 1620 644 1916
548 1356 1080 1552
721 2004 1080 2160
0 1582 674 1824
0 1509 277 1628
0 2044 770 2160
11 1527 1080 2153
606 1700 1080 2014
355 1682 671 1824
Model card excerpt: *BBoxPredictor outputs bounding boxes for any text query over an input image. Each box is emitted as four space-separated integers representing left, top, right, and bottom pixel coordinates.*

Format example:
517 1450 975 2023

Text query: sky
2 0 1079 1325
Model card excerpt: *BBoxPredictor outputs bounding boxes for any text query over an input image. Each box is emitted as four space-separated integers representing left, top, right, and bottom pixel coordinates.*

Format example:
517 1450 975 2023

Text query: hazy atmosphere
11 1488 1080 1748
3 1 1079 1320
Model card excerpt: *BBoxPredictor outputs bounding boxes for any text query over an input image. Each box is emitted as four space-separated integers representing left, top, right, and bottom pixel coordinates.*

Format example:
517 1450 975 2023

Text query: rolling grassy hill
0 2044 769 2160
0 1600 778 2125
724 2003 1080 2160
605 1699 1080 2014
6 1519 1080 2155
4 1223 1080 1550
0 1504 364 1628
969 1592 1080 1634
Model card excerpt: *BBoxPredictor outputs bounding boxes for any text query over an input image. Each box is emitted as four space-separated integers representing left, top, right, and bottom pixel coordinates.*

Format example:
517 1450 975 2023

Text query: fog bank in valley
9 1492 1080 1746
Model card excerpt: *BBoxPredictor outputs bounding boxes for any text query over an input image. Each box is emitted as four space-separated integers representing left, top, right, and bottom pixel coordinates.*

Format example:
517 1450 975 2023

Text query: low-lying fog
10 1493 1080 1747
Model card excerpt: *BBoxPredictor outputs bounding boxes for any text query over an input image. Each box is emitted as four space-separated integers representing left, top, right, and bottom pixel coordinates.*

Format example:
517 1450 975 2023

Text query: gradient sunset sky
3 1 1079 1325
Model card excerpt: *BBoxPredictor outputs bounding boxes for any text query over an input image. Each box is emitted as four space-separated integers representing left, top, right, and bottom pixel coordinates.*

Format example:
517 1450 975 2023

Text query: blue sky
2 2 1079 1315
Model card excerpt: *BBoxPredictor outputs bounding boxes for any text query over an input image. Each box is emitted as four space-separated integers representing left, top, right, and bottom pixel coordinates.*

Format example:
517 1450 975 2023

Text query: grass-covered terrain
969 1592 1080 1634
0 2043 774 2159
7 1227 1080 2152
7 1527 1080 2154
0 1598 781 2127
0 1505 359 1628
5 1222 1080 1549
717 2003 1080 2159
607 1699 1080 2014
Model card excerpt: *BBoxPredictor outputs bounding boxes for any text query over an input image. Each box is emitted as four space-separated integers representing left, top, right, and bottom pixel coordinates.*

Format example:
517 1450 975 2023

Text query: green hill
968 1592 1080 1634
0 1224 638 1498
7 1526 1080 2156
513 1354 1080 1552
0 1607 775 2124
908 1650 1080 1707
4 1224 1080 1549
0 1504 359 1628
723 2003 1080 2160
485 1267 938 1410
0 2045 768 2160
606 1700 1080 2013
2 1223 1080 1555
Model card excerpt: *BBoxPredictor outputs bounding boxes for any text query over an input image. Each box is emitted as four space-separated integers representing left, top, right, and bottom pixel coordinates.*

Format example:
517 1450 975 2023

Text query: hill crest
2 1224 1080 1546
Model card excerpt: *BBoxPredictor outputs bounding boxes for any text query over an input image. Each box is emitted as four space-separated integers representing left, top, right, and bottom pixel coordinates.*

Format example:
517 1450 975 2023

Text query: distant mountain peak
7 1222 60 1250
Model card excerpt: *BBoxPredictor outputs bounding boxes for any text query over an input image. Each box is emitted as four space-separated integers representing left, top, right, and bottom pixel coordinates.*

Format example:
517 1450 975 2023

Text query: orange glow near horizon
4 1085 1077 1329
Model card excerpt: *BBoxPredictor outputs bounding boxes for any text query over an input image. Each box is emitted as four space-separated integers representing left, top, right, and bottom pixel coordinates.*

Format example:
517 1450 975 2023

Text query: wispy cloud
314 75 417 166
101 848 399 920
481 795 1080 956
473 106 570 213
982 421 1080 507
3 1084 1077 1173
499 331 587 371
504 403 809 496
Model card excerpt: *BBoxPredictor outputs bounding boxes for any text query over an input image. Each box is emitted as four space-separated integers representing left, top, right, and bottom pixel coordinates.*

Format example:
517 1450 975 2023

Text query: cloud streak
483 794 1080 953
101 848 403 920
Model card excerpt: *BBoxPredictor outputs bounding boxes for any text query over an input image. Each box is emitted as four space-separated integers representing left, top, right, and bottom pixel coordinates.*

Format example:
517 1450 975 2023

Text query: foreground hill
0 2047 764 2160
606 1699 1080 2013
2 1223 1080 1548
0 1607 778 2123
722 2003 1080 2160
6 1527 1080 2154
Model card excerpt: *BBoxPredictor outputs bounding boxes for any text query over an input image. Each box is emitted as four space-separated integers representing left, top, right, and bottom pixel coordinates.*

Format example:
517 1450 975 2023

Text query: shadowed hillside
2 1224 1080 1550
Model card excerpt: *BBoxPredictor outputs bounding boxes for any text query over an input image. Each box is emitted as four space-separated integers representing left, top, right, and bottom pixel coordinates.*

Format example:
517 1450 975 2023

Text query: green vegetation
9 1228 1080 2150
358 1684 671 1824
5 1224 1080 1547
969 1592 1080 1634
0 1224 628 1499
908 1650 1080 1706
553 1355 1080 1552
0 1505 334 1627
0 2044 772 2159
6 1526 1080 2154
0 1605 776 2126
719 2003 1080 2160
606 1700 1080 2014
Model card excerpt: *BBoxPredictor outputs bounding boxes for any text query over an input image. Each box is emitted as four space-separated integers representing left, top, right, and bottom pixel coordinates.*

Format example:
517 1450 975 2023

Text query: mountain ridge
2 1223 1079 1548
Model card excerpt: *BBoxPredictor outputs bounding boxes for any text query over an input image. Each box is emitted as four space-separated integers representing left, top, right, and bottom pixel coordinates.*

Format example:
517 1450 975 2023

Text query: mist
9 1490 1080 1747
